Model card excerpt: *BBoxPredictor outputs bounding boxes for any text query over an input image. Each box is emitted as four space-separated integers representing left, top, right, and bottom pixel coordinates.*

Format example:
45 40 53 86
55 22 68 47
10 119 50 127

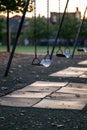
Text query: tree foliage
60 15 80 39
0 0 27 52
80 19 87 40
0 18 4 41
0 0 25 13
25 17 53 42
23 15 87 45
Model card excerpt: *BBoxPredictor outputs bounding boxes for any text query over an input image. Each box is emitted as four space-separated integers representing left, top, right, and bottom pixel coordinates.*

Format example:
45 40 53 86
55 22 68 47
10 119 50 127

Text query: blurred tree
0 18 4 43
60 15 80 40
25 16 53 45
0 0 26 52
80 19 87 40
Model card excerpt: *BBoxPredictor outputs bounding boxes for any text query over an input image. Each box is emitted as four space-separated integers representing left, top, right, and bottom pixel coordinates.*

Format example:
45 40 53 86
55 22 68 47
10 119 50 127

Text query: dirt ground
0 51 87 130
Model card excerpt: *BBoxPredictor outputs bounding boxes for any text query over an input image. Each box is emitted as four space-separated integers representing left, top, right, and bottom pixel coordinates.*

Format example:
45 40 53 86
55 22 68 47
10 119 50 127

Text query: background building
50 7 81 23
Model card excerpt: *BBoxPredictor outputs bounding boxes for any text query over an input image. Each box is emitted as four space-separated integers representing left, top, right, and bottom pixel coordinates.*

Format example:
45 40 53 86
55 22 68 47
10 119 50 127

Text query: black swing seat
77 48 87 52
32 57 42 66
56 53 66 57
56 52 71 58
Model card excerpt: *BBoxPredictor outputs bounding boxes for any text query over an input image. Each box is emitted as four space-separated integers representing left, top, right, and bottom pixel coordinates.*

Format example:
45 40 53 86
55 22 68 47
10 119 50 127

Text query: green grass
0 45 53 53
0 45 86 55
15 45 53 53
0 45 7 52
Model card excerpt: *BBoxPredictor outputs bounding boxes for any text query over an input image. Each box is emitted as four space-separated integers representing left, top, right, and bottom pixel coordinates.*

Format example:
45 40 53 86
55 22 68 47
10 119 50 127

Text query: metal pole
4 0 30 77
34 0 37 58
47 0 49 54
71 7 87 58
58 0 60 24
50 0 69 60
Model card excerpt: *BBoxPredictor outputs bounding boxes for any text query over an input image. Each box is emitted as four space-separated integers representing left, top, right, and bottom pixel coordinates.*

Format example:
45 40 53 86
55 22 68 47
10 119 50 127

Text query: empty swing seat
56 52 71 58
40 59 51 67
63 52 71 58
32 57 42 66
77 48 87 52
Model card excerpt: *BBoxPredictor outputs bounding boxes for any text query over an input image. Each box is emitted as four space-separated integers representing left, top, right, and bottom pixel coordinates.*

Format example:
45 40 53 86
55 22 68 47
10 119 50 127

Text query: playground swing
40 0 51 67
32 0 41 65
77 47 87 53
77 44 87 53
77 40 87 53
32 0 51 67
77 7 87 53
4 0 69 76
72 6 87 58
32 0 69 67
56 40 71 58
63 42 71 57
56 2 71 58
41 0 70 67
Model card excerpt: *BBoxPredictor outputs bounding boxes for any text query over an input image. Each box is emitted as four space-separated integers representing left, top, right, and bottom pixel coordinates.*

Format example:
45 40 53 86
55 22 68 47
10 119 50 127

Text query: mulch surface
0 51 87 130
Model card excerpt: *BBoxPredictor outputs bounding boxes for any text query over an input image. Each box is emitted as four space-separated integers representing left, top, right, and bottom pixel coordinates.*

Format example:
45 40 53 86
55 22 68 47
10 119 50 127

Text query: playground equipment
76 7 87 53
40 0 69 67
56 43 71 58
4 0 87 76
4 0 31 77
72 6 87 58
56 1 71 58
4 0 69 77
32 0 51 67
32 0 70 67
40 0 51 67
49 0 69 60
77 47 87 53
32 0 41 65
77 40 87 53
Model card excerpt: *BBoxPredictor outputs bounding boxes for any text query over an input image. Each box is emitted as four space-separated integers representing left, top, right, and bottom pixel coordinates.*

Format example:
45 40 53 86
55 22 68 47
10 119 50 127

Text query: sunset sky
1 0 87 18
34 0 87 17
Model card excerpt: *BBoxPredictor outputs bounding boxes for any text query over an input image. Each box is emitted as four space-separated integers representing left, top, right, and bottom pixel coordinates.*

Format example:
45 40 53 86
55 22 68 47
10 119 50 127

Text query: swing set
56 0 71 58
72 6 87 58
32 0 51 67
32 0 70 66
4 0 87 76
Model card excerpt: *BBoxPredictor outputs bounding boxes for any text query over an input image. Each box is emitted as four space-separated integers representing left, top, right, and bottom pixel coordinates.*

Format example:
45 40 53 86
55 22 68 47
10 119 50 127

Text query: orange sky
35 0 87 17
0 0 87 18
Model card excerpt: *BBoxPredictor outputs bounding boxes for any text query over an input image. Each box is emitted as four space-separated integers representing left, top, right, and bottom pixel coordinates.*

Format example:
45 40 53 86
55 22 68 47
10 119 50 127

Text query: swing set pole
71 7 87 58
47 0 49 54
4 0 30 77
50 0 69 60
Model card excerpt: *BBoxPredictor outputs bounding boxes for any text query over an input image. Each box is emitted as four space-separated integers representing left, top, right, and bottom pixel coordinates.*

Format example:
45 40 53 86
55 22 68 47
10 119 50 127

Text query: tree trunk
7 10 10 52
